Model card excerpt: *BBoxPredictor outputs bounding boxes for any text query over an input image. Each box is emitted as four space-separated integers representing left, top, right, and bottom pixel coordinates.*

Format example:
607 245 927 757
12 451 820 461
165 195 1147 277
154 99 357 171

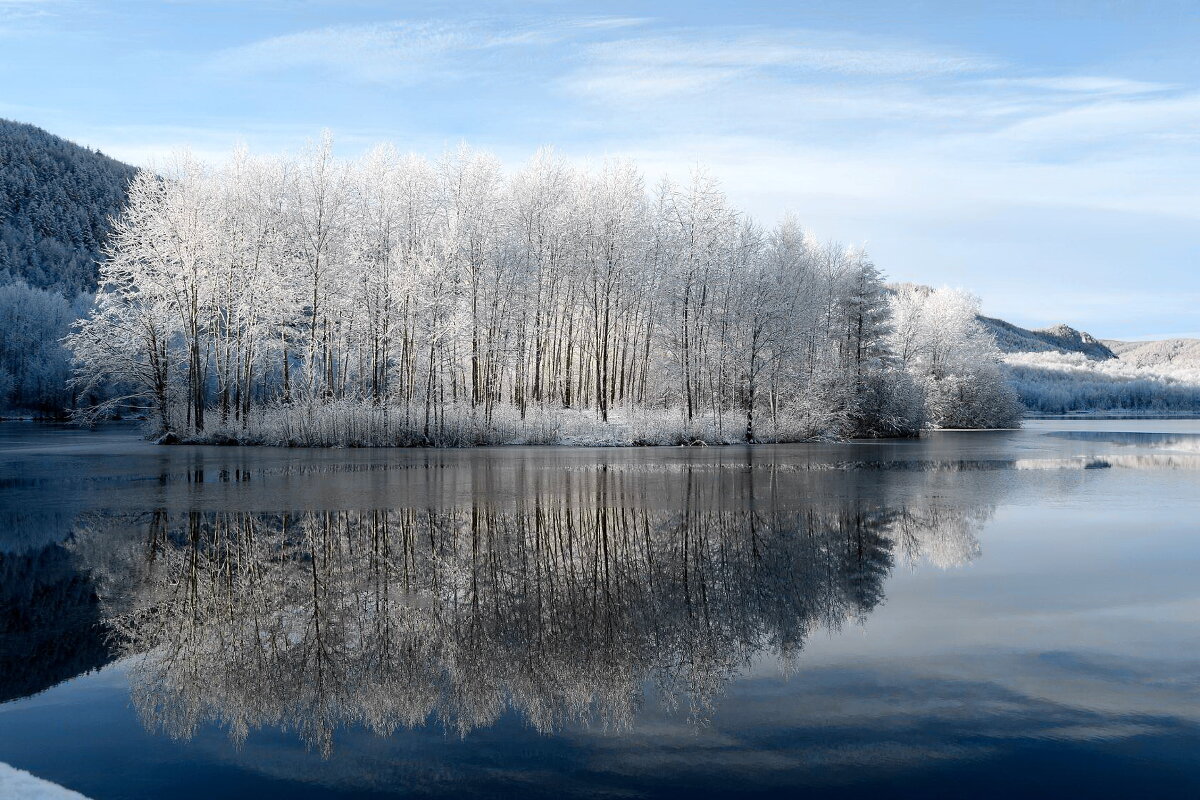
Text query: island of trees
66 137 1021 445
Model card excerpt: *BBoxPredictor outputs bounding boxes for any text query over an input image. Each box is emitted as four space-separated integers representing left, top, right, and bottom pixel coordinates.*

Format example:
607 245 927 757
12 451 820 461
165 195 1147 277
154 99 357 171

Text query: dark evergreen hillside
0 118 136 295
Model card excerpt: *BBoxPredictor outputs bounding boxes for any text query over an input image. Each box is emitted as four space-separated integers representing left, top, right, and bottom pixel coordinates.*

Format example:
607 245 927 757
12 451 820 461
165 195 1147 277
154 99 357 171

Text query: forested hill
978 316 1115 360
0 119 136 296
997 322 1200 414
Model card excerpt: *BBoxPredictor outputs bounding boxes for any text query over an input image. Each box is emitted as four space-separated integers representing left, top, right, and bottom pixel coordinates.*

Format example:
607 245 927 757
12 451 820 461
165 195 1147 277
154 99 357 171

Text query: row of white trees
67 138 1019 443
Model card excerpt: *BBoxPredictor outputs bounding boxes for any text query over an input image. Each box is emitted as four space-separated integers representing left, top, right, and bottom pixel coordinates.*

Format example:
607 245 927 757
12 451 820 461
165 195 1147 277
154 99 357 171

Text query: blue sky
2 0 1198 339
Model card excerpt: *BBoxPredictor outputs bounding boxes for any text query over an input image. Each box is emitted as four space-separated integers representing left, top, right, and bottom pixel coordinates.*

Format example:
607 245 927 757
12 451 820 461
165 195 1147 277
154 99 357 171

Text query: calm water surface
0 421 1198 799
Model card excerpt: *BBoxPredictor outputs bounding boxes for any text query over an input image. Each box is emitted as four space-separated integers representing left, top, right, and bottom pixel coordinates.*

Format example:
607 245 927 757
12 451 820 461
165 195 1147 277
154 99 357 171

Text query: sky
1 0 1198 339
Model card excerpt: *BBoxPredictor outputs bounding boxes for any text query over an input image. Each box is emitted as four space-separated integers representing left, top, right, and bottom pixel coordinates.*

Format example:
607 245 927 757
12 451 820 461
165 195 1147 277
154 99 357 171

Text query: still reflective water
0 421 1197 798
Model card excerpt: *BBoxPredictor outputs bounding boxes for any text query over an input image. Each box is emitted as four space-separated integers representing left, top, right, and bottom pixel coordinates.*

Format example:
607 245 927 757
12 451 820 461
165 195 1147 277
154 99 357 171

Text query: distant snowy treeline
0 281 89 415
1004 351 1200 414
66 139 1019 444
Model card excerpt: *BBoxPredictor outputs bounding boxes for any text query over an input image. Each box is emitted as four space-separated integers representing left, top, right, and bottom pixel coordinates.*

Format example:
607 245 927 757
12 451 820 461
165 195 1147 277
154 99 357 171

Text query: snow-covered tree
888 284 1022 428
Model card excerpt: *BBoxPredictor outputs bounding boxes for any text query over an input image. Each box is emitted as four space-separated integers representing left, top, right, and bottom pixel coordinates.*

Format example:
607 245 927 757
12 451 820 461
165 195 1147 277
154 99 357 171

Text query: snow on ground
0 763 91 800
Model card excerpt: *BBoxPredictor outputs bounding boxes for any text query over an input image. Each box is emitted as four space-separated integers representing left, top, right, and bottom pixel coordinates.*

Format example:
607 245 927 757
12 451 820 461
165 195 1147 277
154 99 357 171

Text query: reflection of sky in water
0 422 1198 798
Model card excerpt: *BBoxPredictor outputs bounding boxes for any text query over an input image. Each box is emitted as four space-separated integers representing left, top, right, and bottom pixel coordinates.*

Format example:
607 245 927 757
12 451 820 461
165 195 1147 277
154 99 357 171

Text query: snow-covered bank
0 763 91 800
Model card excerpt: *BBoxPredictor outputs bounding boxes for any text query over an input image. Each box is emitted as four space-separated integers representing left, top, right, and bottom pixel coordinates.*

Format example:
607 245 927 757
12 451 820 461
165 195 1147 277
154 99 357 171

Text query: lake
1 421 1198 799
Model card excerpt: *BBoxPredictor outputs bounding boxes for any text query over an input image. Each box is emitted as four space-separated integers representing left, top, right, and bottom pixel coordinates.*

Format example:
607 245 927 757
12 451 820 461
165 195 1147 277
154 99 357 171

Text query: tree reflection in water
69 464 992 755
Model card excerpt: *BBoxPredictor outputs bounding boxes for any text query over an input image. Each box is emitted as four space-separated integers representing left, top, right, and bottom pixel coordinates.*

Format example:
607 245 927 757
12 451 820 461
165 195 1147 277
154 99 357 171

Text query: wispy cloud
594 30 996 75
981 75 1173 95
563 29 997 102
0 0 61 31
991 91 1200 149
547 22 1200 236
206 16 648 84
208 21 474 83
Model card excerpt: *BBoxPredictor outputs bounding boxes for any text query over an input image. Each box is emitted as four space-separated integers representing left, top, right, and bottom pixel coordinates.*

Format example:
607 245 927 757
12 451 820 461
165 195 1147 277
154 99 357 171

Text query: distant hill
0 119 136 414
991 323 1200 415
975 314 1200 415
0 118 137 296
1103 338 1200 371
978 316 1116 360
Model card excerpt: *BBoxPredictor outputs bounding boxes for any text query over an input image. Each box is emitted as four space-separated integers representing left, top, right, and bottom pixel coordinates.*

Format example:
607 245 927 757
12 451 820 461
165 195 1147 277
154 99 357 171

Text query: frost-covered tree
889 284 1022 428
66 282 175 429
